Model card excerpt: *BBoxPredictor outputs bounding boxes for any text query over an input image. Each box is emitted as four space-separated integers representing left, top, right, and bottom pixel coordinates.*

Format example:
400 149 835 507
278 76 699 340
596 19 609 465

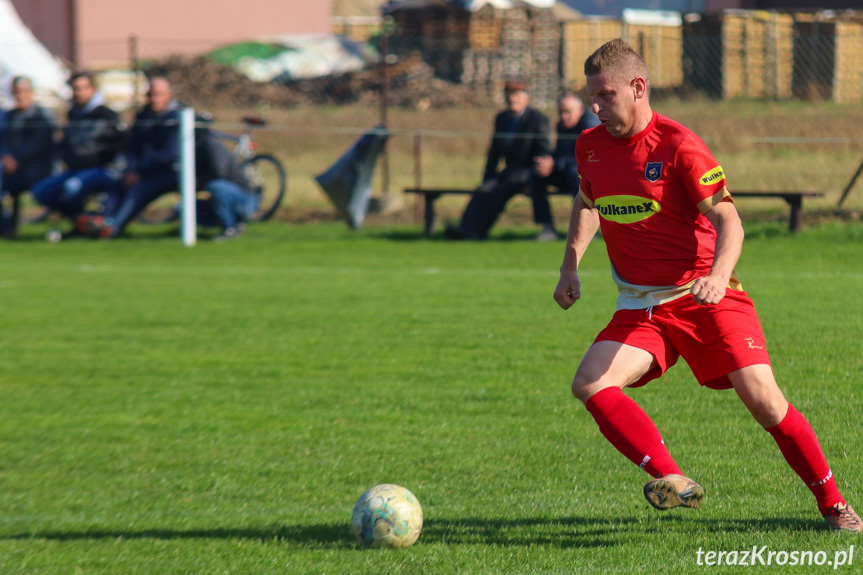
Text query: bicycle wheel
244 154 286 222
137 193 181 224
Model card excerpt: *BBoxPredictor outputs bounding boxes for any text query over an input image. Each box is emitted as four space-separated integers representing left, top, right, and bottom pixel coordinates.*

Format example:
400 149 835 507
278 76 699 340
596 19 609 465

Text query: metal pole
129 35 139 112
413 132 422 223
179 107 197 247
413 132 422 190
838 154 863 207
379 21 390 198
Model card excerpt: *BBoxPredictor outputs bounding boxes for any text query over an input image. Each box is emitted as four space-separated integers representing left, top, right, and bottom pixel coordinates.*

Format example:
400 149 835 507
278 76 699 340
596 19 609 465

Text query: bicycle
137 114 287 224
212 115 287 222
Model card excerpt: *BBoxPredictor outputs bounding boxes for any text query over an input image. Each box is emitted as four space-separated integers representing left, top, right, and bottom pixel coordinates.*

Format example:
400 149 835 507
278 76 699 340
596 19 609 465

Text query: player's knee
752 397 789 428
571 373 595 403
63 177 83 197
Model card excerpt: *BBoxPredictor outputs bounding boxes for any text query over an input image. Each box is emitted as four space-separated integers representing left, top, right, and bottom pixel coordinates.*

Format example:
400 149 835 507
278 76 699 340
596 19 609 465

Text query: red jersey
576 112 730 288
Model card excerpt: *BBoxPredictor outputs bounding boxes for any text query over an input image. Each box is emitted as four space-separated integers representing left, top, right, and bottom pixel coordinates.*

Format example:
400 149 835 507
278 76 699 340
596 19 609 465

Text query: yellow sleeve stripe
578 188 595 208
697 187 731 214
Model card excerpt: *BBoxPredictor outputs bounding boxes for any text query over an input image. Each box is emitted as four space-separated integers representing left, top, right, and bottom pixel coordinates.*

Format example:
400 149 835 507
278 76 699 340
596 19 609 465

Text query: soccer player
553 38 860 532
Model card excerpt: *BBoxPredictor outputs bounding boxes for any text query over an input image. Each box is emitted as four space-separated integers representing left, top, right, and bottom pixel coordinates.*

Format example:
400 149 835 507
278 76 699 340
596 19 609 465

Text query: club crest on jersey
645 162 663 183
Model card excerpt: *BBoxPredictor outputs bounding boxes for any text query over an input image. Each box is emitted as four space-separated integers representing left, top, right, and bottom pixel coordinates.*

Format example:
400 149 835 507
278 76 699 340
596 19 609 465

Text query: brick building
11 0 332 68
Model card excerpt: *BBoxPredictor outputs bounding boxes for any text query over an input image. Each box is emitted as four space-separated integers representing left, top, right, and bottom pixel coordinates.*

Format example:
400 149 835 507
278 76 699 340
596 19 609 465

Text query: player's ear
632 77 647 100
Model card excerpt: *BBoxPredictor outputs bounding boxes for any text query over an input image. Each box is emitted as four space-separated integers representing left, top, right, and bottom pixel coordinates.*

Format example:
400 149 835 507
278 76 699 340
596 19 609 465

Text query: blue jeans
107 171 178 236
32 168 117 219
204 179 259 229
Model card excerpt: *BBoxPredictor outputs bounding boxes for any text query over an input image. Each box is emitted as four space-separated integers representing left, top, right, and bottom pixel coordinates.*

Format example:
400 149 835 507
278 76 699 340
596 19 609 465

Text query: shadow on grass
372 229 547 243
1 514 828 548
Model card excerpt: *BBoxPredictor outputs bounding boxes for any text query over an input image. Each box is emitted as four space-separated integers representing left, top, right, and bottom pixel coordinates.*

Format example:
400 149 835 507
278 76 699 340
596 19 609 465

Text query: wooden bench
404 188 824 235
404 187 571 236
731 191 824 232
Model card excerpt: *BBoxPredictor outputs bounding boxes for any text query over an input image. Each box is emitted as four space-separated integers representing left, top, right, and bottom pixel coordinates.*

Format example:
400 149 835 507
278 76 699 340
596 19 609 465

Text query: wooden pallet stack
331 16 384 43
685 11 862 103
720 11 794 100
387 1 559 106
793 14 863 103
561 18 682 91
684 12 794 100
833 19 863 103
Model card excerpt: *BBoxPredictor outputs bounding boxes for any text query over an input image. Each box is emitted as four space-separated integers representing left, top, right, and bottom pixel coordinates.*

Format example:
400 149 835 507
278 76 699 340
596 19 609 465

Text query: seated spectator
79 76 179 238
32 72 124 230
1 76 55 237
530 92 600 241
445 80 551 240
193 127 259 241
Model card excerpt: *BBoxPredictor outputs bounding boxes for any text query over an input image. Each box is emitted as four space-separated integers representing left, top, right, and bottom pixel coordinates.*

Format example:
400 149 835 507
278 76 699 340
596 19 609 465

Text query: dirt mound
143 55 310 109
143 54 492 111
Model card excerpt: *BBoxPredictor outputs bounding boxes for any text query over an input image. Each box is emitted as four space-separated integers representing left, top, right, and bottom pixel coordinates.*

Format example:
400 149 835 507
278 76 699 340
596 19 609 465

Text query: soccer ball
351 484 423 549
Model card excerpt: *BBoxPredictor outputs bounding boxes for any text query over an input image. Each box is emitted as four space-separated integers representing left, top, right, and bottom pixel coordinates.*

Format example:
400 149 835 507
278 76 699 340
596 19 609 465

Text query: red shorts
594 288 771 390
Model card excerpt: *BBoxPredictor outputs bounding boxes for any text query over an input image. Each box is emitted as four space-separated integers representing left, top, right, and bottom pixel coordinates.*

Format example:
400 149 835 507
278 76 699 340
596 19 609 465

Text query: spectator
445 80 551 240
32 72 124 229
80 76 180 238
531 92 600 241
1 76 55 237
193 127 259 241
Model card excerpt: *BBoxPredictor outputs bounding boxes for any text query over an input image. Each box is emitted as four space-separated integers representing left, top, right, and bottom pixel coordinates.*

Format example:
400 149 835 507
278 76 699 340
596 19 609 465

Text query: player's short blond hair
584 38 650 88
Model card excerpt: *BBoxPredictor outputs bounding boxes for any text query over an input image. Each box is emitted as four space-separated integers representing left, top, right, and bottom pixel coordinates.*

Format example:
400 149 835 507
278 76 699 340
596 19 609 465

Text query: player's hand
1 155 19 174
534 155 554 178
554 269 582 310
123 172 141 189
690 275 726 305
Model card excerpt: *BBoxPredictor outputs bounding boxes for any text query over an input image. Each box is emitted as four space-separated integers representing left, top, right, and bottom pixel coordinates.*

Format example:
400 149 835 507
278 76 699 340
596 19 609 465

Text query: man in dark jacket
32 72 124 224
193 129 258 240
446 80 551 240
530 92 600 241
82 76 180 238
1 76 55 237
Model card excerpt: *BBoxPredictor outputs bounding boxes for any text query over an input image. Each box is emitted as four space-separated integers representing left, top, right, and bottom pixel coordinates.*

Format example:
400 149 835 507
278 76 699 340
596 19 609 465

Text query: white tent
0 0 70 108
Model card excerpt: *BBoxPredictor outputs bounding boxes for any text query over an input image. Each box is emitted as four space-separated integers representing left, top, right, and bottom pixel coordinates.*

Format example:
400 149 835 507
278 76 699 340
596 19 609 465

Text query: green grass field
1 219 861 574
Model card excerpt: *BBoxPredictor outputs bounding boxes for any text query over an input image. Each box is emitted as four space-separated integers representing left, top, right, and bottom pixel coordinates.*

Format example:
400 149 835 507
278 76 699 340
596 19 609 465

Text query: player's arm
691 199 744 306
554 192 599 310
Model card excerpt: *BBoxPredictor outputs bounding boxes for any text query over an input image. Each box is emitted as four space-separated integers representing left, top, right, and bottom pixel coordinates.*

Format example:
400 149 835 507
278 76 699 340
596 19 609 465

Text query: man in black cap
446 80 551 240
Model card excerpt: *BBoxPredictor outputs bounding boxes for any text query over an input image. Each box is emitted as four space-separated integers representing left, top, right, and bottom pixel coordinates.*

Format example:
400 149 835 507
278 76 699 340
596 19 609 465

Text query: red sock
766 404 844 514
585 387 682 478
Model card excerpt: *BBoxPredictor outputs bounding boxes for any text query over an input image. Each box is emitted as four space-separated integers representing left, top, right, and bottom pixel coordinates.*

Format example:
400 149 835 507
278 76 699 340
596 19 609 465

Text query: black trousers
529 164 580 230
456 168 534 239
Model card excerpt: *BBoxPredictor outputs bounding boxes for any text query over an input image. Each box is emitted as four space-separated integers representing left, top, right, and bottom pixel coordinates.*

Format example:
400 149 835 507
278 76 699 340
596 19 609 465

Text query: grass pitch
1 220 861 574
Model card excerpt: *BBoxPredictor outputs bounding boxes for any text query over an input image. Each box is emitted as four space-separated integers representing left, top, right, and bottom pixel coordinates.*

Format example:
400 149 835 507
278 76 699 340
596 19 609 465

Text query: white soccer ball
351 484 423 549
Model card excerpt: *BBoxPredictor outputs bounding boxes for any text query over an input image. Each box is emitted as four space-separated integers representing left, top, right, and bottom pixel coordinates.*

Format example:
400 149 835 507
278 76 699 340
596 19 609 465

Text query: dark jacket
483 106 551 182
1 104 55 182
126 100 180 177
61 94 124 171
552 111 601 175
195 133 250 191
